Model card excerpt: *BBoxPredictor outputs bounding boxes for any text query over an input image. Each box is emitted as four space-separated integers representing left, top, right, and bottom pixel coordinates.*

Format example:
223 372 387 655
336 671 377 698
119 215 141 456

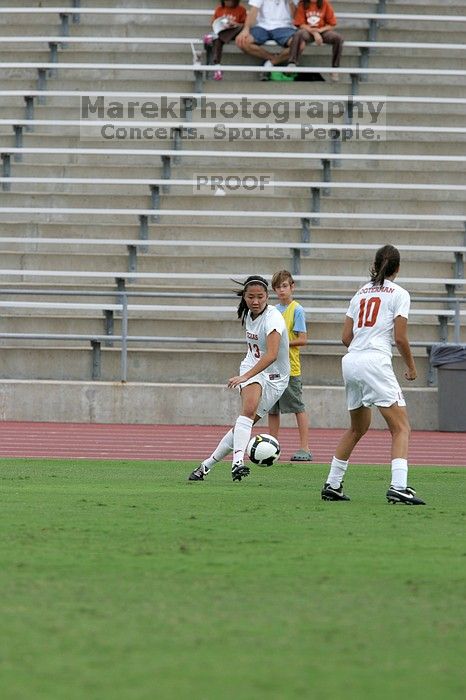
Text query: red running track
0 422 464 465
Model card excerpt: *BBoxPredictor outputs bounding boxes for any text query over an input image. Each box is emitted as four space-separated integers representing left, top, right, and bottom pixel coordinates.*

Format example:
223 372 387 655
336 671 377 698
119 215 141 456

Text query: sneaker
188 463 210 481
290 449 313 462
386 485 426 505
231 461 250 482
321 482 350 501
213 65 223 81
260 59 273 81
203 33 214 47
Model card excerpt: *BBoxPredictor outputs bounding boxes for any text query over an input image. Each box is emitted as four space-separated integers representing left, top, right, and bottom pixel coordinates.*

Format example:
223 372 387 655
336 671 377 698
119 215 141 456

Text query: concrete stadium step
1 312 457 347
3 184 464 208
0 250 455 281
3 187 464 212
0 345 432 388
7 160 465 187
2 222 463 247
2 102 464 125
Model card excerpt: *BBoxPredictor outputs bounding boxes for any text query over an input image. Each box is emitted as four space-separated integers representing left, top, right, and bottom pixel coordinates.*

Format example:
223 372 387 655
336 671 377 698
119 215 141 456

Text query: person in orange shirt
204 0 247 80
288 0 343 81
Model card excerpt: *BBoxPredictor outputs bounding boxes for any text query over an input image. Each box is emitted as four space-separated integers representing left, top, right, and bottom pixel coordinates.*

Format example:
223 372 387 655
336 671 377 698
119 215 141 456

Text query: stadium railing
2 177 465 194
2 147 463 165
1 119 465 137
2 36 465 52
1 62 464 81
2 90 464 107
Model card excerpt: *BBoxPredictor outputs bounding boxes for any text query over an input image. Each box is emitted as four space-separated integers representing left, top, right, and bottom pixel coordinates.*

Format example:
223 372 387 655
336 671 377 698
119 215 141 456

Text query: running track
0 422 464 465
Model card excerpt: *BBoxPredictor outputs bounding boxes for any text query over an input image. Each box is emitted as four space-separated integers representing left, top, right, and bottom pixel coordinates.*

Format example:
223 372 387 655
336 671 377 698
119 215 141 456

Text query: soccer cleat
188 464 210 481
231 462 250 482
386 486 426 505
321 482 350 501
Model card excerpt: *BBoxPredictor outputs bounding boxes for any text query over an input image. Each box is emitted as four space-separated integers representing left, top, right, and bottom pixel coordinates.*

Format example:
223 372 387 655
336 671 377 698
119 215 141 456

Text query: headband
244 278 268 290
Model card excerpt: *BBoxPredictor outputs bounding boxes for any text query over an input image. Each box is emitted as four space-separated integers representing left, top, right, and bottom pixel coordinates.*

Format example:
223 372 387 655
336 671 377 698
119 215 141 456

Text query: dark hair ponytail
370 245 400 286
236 275 269 325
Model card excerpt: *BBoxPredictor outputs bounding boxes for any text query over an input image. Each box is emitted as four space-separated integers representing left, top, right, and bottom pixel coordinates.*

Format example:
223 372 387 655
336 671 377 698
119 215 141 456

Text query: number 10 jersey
346 279 410 357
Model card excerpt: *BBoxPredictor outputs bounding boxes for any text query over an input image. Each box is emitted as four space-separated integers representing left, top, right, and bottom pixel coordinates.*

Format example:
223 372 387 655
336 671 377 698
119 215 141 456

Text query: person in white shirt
322 245 426 505
236 0 299 75
189 275 290 482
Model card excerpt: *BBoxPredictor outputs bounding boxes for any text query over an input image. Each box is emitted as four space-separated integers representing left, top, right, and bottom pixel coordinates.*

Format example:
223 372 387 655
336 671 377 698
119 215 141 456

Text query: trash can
430 344 466 432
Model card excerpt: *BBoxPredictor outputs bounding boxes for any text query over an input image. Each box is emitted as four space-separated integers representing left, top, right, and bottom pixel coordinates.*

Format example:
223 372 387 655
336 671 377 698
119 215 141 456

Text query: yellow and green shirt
276 300 307 377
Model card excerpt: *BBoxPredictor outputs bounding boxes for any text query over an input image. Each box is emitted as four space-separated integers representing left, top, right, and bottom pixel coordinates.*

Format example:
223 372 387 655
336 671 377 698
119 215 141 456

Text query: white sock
327 456 349 489
391 458 408 489
232 415 254 466
203 429 234 470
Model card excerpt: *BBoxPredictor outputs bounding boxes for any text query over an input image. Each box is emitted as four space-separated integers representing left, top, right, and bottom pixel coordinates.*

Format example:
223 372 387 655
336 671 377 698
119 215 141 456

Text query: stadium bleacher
0 0 465 428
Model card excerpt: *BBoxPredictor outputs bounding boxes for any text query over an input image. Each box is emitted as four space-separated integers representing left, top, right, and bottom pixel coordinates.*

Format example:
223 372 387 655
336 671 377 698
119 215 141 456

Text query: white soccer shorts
342 350 406 410
239 367 288 419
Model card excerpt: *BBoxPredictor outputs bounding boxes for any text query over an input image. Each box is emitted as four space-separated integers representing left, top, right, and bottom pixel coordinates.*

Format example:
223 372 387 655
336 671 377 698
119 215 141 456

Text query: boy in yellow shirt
268 270 313 461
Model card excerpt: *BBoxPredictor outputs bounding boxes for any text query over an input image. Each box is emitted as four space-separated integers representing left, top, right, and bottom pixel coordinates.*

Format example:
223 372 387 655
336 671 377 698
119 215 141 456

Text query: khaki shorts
269 375 306 415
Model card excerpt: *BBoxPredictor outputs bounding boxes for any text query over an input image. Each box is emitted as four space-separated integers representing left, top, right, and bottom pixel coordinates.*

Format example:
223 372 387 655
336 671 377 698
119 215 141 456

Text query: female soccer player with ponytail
322 245 426 505
189 275 290 482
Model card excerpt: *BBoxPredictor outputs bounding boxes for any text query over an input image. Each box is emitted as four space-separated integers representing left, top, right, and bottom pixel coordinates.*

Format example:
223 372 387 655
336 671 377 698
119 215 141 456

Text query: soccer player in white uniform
322 245 426 505
189 275 290 482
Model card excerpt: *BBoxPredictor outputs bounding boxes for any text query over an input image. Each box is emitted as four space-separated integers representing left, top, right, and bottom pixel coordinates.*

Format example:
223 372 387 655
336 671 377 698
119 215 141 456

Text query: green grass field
0 458 464 700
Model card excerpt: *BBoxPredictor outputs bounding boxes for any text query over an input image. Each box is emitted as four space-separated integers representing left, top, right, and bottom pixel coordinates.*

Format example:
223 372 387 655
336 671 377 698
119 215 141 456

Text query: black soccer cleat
188 464 210 481
231 462 250 482
386 485 426 505
321 482 350 501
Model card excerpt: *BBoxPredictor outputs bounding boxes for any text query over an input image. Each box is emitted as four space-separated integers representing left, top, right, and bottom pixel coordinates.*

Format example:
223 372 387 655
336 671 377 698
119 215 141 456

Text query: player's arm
227 330 281 388
341 316 354 347
394 316 417 380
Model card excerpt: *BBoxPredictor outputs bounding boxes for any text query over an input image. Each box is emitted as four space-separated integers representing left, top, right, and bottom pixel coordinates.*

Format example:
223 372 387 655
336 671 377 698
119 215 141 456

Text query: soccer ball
246 434 280 467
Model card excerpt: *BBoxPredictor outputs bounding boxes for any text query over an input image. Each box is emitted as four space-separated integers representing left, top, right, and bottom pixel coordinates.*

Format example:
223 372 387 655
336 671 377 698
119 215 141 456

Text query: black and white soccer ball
246 433 280 466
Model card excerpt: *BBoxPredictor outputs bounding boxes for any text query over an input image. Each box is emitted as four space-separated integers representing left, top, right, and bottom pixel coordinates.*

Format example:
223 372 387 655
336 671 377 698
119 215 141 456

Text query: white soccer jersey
346 279 410 357
242 305 290 379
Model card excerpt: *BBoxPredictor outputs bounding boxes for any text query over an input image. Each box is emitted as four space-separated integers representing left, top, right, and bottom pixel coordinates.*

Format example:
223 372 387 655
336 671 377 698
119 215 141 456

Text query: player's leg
378 404 425 505
188 427 235 480
231 382 262 481
322 406 371 501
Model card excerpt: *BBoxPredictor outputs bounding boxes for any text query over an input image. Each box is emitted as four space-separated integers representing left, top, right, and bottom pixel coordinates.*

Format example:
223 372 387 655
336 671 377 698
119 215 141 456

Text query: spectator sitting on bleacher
236 0 299 80
204 0 247 81
288 0 343 81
